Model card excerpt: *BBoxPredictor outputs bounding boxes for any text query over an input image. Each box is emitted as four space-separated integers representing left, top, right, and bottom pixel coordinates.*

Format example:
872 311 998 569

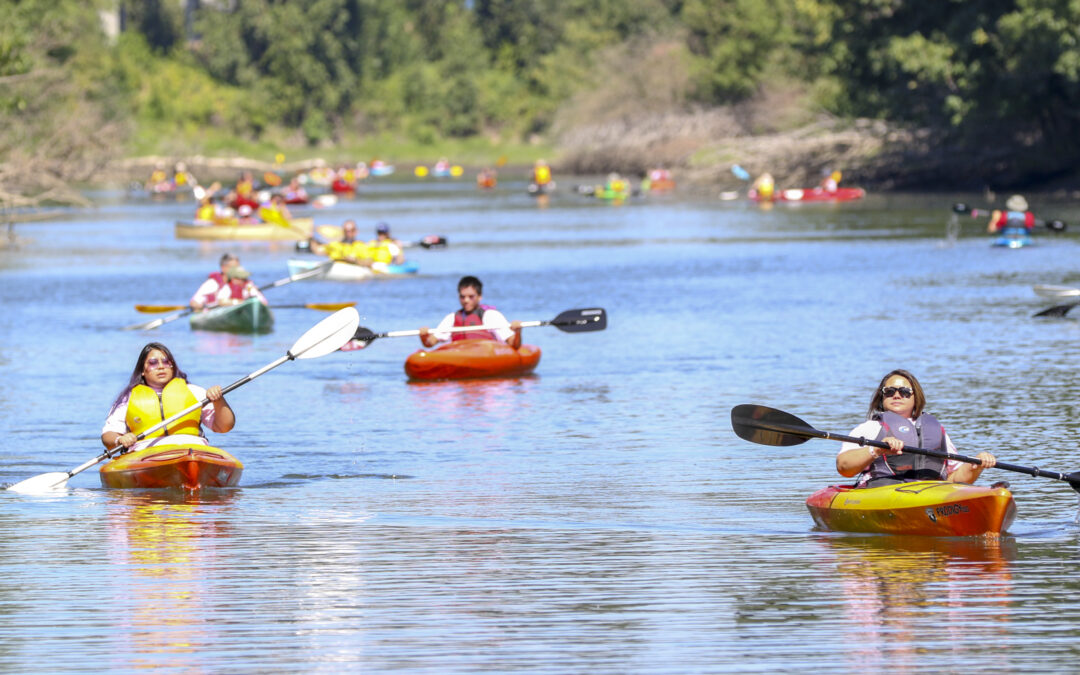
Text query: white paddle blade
289 307 360 359
7 472 70 494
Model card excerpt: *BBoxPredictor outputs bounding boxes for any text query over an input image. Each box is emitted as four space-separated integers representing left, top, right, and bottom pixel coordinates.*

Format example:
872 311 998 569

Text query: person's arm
835 421 893 477
987 210 1003 232
945 433 995 483
101 400 136 449
205 385 235 433
190 278 216 310
420 314 454 347
485 310 522 349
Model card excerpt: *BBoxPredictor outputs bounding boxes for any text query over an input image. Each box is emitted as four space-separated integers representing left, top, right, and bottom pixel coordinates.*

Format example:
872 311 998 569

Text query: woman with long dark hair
835 369 995 488
100 342 235 452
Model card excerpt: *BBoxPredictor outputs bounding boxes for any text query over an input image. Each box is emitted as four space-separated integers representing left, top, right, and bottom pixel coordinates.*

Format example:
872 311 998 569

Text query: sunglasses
146 358 173 368
882 386 913 399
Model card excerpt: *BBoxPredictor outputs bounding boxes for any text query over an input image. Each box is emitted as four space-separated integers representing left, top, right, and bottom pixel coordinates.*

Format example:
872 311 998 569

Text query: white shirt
102 382 218 453
431 308 514 343
839 418 962 475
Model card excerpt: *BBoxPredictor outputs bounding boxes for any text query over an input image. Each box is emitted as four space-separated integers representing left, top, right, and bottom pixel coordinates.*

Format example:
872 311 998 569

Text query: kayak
806 480 1016 537
286 258 419 281
405 339 541 380
749 187 866 202
100 443 243 490
993 226 1032 248
190 297 274 334
175 218 313 241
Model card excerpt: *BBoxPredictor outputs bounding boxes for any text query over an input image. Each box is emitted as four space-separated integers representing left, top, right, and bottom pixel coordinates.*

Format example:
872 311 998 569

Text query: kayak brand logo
898 425 911 434
927 503 969 522
925 508 936 522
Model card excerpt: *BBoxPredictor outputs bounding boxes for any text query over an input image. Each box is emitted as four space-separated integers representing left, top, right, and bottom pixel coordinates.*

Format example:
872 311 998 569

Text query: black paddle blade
1046 219 1067 232
551 308 606 332
1066 473 1080 493
418 235 447 249
730 404 817 447
952 202 969 214
1033 302 1078 318
352 327 378 344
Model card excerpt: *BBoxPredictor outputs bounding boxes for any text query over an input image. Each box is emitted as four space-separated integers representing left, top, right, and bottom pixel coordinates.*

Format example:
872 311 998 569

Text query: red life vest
225 279 246 300
202 271 226 305
452 307 496 341
991 210 1035 231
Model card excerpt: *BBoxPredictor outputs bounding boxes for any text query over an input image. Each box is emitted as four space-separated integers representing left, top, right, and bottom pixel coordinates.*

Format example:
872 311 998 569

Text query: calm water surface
4 181 1080 672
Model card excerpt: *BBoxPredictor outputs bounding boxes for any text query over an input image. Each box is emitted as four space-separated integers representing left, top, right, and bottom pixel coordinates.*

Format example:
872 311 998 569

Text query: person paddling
987 194 1035 234
836 369 996 487
190 253 239 311
101 342 235 454
369 222 405 265
419 275 522 349
310 219 373 267
213 265 267 307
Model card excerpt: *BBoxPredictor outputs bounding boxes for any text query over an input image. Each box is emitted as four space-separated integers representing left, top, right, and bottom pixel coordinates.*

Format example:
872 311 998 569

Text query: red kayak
750 187 865 202
405 339 541 380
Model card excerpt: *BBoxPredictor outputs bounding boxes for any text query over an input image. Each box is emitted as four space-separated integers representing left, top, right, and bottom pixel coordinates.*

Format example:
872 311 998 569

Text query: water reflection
406 376 539 418
815 534 1015 669
105 490 238 669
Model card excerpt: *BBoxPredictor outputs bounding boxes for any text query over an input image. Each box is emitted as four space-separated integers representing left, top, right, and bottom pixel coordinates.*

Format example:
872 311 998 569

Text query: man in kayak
309 219 373 266
190 253 239 310
835 369 996 488
987 194 1035 233
419 276 522 349
102 342 235 453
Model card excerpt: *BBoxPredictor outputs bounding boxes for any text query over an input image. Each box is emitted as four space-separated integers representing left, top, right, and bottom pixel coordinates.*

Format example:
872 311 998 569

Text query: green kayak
190 298 274 334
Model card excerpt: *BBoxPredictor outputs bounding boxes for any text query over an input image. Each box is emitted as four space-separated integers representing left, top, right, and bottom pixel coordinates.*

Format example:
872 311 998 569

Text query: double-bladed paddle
8 307 360 494
135 301 356 313
952 203 1067 232
347 307 607 349
294 234 448 254
1033 284 1080 317
730 404 1080 492
125 260 335 331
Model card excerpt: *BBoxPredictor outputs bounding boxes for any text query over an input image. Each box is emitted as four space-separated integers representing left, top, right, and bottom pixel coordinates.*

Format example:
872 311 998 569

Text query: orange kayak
405 339 541 380
806 480 1015 537
99 443 243 490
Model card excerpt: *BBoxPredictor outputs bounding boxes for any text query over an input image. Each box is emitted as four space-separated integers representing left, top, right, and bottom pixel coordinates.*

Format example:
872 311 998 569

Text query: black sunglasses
882 386 914 399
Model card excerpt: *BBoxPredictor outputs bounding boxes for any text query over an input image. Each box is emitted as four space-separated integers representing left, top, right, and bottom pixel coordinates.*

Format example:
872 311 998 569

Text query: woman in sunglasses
836 369 995 488
100 342 235 453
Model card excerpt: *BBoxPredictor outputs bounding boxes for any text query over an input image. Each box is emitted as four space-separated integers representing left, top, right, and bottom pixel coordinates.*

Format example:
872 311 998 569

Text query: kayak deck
190 297 274 334
100 443 243 490
806 480 1016 537
287 258 419 281
405 339 541 380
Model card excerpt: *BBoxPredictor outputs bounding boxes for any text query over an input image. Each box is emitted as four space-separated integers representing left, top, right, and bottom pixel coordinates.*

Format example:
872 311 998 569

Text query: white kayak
1034 284 1080 300
286 258 420 282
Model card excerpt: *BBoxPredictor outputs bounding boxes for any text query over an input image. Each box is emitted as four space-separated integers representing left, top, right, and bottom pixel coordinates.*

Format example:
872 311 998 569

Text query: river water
3 180 1080 672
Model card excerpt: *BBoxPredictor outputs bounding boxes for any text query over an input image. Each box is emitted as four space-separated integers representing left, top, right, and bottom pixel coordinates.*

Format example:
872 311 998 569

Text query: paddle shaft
756 417 1078 484
954 205 1065 231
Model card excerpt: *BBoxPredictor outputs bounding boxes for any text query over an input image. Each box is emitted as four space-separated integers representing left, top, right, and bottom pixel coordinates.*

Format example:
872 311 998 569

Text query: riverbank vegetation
4 0 1080 205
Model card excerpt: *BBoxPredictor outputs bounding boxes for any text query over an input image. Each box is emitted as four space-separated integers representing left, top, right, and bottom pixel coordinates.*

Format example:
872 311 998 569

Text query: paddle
124 261 335 330
8 307 360 494
347 307 607 349
1034 302 1080 318
135 301 355 313
731 165 751 181
730 404 1080 492
952 203 1067 232
294 234 447 254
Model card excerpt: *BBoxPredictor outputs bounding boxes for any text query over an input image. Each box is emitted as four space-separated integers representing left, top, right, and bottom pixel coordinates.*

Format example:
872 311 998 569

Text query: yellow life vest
368 240 394 263
326 240 371 261
258 205 287 226
196 204 216 221
534 166 551 184
125 378 202 438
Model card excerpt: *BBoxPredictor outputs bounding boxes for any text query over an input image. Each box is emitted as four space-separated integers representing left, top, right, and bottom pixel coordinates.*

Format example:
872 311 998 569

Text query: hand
191 300 203 311
510 320 522 331
881 436 905 454
115 432 135 448
206 385 224 402
976 451 996 468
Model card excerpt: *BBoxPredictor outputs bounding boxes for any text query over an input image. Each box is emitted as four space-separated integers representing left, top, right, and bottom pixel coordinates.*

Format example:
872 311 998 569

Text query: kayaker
101 342 235 454
214 266 267 307
836 369 996 487
987 194 1035 233
531 160 552 188
368 222 405 265
752 173 775 200
190 253 239 310
820 169 841 193
310 219 374 267
419 275 522 349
